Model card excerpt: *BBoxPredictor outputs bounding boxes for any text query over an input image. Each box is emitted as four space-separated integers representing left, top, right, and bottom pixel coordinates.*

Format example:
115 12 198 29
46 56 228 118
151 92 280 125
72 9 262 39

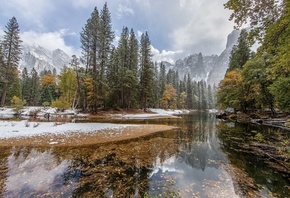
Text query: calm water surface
0 112 289 197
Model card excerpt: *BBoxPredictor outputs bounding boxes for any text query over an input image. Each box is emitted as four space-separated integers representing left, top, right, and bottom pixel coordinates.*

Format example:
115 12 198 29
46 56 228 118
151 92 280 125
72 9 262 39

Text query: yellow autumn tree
83 77 94 107
179 91 187 109
41 74 56 86
160 84 177 109
58 66 77 106
217 70 243 111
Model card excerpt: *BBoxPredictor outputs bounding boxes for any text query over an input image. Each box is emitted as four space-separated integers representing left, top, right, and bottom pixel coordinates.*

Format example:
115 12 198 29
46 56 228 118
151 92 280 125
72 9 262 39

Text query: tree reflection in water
0 131 178 197
0 113 289 197
217 120 290 197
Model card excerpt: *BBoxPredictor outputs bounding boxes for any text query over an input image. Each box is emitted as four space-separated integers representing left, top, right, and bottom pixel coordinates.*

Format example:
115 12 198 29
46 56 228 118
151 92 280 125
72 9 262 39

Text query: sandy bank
0 124 177 147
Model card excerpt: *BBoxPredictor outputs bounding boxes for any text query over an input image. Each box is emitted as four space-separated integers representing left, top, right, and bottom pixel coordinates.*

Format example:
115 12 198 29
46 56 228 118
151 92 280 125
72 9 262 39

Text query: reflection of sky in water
149 130 239 198
6 149 69 193
150 155 239 198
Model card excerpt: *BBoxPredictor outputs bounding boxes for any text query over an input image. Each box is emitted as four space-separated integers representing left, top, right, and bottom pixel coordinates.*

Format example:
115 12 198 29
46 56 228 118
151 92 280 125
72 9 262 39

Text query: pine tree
159 62 166 99
197 81 202 110
80 21 91 74
178 78 186 109
139 32 154 111
99 2 114 106
186 74 194 109
80 7 100 112
192 81 198 109
207 84 214 109
89 7 100 112
121 28 139 108
21 67 30 104
29 68 40 106
0 17 22 106
127 28 139 108
0 45 6 104
7 77 22 105
117 27 130 108
107 47 120 107
200 80 207 110
128 29 139 72
166 69 175 85
40 86 53 106
79 4 114 112
151 62 160 107
228 29 251 71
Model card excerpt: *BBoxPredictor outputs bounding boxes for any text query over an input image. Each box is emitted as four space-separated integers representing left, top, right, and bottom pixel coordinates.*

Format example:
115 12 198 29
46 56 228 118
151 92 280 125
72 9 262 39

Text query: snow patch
0 121 134 139
115 109 189 119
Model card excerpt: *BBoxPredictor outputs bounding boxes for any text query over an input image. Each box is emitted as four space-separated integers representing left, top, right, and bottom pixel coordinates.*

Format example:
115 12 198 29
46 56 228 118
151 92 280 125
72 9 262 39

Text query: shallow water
0 112 289 197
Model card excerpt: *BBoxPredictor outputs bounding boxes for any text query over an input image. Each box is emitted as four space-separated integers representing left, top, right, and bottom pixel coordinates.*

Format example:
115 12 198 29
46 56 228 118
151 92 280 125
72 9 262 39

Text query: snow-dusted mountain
18 30 240 83
164 30 241 85
19 44 71 74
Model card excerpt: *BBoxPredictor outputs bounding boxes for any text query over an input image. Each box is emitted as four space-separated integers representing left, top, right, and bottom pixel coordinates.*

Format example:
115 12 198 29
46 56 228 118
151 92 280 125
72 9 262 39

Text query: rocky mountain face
164 30 241 85
18 30 240 84
19 44 71 74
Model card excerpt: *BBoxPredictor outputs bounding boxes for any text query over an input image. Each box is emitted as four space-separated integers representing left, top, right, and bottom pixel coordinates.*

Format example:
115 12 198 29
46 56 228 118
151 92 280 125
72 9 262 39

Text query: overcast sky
0 0 234 63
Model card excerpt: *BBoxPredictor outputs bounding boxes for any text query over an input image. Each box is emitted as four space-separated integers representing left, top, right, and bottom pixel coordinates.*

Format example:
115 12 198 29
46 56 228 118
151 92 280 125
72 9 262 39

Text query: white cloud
113 35 121 46
71 0 97 9
151 45 183 64
0 0 235 63
21 29 80 56
137 30 143 38
0 27 4 38
1 0 54 30
117 4 135 19
169 0 234 55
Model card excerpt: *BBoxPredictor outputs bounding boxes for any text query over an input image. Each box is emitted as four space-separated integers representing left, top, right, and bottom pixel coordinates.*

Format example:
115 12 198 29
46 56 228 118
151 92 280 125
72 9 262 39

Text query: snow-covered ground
0 120 133 139
116 108 190 119
0 106 87 119
0 107 190 140
0 107 189 119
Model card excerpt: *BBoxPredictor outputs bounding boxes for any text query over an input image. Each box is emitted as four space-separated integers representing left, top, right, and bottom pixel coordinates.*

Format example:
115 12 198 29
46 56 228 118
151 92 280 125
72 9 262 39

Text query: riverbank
216 111 290 130
217 112 290 182
0 107 183 147
0 123 177 147
0 107 187 120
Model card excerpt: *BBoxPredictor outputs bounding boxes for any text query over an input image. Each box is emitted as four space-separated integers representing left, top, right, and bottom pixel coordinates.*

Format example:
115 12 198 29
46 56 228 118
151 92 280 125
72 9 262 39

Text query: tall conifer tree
80 7 100 112
139 32 153 111
29 68 40 106
125 28 139 108
227 29 251 71
21 67 30 104
0 17 22 106
99 2 114 106
186 74 193 109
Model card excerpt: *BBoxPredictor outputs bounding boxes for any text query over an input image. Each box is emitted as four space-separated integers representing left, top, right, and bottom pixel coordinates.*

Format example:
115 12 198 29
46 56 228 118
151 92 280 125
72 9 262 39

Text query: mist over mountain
163 30 241 85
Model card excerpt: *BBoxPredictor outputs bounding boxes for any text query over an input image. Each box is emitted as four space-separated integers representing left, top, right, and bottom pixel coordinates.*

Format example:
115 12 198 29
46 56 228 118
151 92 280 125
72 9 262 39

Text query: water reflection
217 121 290 197
3 147 76 197
0 113 289 197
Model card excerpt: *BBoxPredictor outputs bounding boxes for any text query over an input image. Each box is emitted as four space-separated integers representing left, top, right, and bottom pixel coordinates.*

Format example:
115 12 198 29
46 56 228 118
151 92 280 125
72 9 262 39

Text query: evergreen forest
0 3 216 113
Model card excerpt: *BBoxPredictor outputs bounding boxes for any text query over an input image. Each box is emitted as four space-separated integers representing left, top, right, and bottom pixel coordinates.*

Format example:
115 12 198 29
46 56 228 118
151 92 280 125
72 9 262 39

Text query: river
0 112 289 197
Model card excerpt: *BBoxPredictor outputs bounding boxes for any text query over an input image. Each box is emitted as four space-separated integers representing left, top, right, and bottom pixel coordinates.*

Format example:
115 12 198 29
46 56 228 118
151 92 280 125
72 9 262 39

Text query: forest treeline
217 0 289 114
0 3 216 113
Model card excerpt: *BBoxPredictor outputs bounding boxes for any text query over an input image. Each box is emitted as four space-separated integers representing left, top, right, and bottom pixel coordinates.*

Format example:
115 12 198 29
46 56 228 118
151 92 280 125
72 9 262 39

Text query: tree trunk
0 83 8 106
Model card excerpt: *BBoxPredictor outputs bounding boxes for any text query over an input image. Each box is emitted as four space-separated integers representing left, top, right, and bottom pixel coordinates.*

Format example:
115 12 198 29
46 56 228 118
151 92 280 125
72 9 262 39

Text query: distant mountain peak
19 44 71 74
162 30 240 85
